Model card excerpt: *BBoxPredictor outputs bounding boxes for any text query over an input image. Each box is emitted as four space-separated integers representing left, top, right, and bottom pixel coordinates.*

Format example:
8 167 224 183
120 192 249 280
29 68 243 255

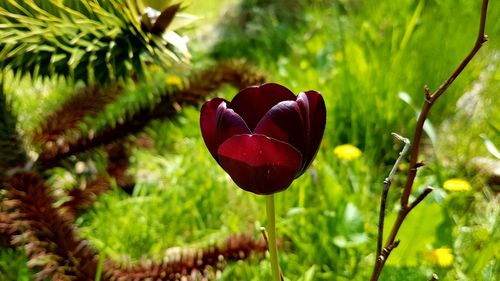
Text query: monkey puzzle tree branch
0 0 189 84
370 0 489 280
106 234 268 280
4 172 102 280
37 60 265 169
32 84 122 145
60 175 112 220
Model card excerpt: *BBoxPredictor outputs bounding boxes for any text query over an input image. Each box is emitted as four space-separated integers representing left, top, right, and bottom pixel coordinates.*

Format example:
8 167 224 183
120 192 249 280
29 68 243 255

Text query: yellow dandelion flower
334 144 362 160
149 65 161 72
427 247 454 268
398 162 409 171
165 75 183 88
443 178 471 192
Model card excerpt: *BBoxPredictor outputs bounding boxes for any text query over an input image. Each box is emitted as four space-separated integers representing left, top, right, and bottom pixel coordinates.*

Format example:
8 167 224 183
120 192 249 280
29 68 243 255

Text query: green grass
0 247 31 281
215 0 498 166
2 0 499 280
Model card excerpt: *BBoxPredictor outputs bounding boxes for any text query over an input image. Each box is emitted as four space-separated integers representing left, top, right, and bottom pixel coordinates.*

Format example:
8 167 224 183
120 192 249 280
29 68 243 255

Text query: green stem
266 194 280 281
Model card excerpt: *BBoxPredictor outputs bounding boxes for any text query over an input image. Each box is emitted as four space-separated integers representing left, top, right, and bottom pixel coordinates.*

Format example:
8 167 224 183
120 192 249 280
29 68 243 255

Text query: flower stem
266 194 280 281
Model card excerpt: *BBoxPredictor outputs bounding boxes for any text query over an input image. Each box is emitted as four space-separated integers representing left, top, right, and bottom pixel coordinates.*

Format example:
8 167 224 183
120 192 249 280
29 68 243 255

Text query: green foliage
0 248 31 281
77 69 171 136
0 0 191 84
444 190 500 280
0 78 26 170
434 56 500 170
386 202 444 266
380 266 432 281
210 0 500 166
210 0 304 61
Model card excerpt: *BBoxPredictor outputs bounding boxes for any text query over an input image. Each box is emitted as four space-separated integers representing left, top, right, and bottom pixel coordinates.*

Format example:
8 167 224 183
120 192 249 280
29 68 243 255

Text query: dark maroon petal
296 91 326 174
217 134 302 195
254 100 307 160
229 83 296 130
200 98 226 159
215 102 251 149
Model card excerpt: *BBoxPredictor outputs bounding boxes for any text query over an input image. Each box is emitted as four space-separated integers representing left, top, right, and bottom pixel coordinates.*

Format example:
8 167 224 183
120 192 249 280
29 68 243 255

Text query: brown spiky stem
0 206 15 247
32 84 122 163
32 84 122 145
106 234 268 281
105 142 135 192
370 1 489 280
4 172 103 280
38 60 266 169
60 175 112 220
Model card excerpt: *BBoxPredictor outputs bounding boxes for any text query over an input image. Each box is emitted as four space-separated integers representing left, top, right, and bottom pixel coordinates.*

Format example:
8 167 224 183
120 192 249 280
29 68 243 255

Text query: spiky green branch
37 60 266 168
0 0 190 84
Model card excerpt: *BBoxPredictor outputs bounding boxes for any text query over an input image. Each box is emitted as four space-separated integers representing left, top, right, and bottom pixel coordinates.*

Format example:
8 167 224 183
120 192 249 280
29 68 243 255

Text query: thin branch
376 180 390 257
407 186 433 213
376 133 411 256
400 0 489 208
388 133 411 180
370 0 489 280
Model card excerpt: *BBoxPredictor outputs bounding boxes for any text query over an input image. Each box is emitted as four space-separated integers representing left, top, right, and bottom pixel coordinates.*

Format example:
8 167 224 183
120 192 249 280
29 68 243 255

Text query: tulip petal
215 102 251 148
229 83 296 130
254 100 307 160
200 98 226 159
217 134 302 195
296 91 326 174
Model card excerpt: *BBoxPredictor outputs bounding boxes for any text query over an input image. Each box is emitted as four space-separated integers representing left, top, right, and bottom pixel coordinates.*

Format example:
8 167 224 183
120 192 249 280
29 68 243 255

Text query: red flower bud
200 83 326 195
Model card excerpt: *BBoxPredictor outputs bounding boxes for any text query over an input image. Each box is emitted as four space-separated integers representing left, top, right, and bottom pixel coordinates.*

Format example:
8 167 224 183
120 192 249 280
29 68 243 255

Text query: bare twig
370 0 489 280
407 186 433 213
388 134 412 180
376 133 410 256
400 0 489 208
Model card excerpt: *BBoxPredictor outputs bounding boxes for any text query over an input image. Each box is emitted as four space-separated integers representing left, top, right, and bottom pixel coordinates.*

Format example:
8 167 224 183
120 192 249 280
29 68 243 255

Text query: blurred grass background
1 0 499 280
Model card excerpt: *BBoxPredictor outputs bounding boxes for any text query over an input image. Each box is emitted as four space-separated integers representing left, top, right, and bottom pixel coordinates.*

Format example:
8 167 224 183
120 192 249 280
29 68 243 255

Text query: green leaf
480 134 500 159
333 203 368 248
297 265 316 281
386 202 444 266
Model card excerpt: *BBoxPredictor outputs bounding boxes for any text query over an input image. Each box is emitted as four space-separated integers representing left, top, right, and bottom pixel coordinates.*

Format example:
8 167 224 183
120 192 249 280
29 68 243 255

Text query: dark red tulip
200 83 326 195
